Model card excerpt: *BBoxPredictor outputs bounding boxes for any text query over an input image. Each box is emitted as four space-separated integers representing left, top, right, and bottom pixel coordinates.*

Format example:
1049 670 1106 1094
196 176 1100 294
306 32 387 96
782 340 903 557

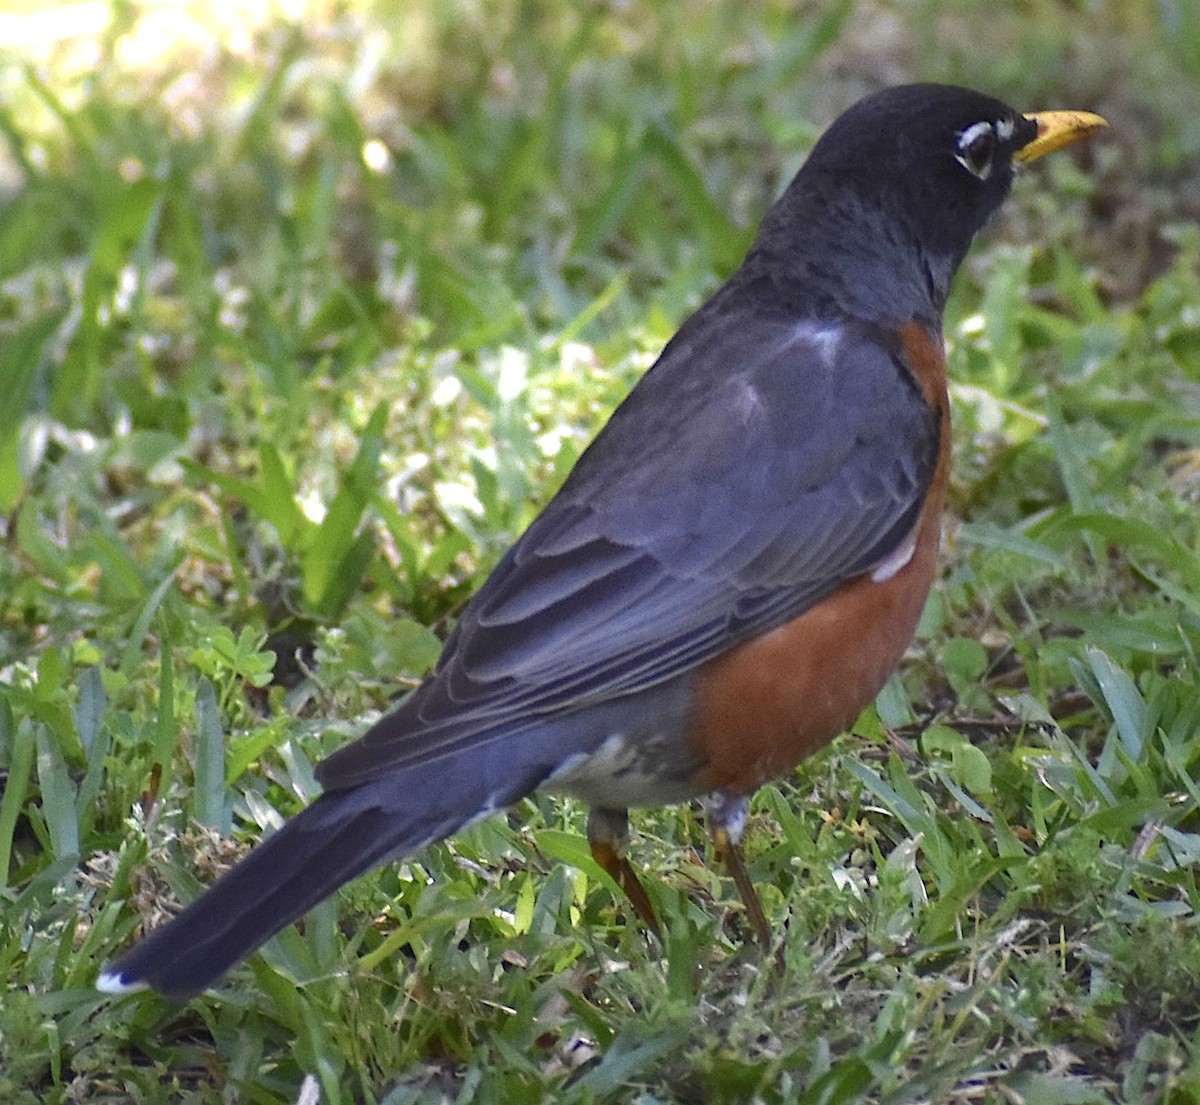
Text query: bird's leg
706 792 771 951
586 806 661 938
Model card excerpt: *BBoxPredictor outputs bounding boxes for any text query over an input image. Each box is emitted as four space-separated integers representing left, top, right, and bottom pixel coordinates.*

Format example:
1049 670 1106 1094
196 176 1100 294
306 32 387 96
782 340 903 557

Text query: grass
3 0 1200 1101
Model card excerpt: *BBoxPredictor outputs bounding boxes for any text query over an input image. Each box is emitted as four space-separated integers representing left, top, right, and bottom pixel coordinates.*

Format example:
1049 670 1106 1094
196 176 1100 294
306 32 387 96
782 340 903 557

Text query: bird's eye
955 121 997 180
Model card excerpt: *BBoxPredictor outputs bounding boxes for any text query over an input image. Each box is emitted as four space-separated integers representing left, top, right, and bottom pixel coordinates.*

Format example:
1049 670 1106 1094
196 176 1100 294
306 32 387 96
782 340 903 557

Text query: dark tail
97 752 546 997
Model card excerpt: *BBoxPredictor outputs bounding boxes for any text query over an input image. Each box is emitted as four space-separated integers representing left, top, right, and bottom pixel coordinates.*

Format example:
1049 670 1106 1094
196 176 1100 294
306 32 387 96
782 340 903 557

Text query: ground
2 1 1200 1102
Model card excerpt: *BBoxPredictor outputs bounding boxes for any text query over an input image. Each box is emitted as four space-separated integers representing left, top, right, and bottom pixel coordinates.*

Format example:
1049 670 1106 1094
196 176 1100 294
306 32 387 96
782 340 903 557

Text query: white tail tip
95 969 148 995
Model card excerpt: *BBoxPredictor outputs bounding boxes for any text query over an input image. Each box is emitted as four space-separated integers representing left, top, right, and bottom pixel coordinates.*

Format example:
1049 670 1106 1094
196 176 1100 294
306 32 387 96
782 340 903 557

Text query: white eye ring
956 121 997 180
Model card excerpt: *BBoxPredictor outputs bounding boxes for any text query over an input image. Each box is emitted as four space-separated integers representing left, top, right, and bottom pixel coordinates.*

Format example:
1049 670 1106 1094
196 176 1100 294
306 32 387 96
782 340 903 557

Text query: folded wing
318 308 939 789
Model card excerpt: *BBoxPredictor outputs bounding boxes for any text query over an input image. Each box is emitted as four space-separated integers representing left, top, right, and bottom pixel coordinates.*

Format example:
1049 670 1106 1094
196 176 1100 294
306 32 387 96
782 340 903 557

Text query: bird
97 83 1106 997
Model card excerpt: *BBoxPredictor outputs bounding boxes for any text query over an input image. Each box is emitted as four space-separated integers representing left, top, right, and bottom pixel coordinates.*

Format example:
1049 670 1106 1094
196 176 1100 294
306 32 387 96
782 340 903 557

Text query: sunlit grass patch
2 1 1200 1102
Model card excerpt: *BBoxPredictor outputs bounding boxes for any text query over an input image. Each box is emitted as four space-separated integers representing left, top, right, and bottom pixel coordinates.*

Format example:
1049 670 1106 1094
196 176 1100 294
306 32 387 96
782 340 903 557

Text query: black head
801 84 1038 261
747 84 1103 326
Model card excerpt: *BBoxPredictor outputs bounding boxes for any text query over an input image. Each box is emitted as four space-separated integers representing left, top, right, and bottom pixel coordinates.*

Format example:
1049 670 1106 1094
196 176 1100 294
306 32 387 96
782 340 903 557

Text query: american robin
98 83 1105 997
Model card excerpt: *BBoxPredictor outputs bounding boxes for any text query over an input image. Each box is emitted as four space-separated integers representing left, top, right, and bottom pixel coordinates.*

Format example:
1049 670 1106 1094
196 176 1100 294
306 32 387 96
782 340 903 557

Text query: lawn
3 0 1200 1101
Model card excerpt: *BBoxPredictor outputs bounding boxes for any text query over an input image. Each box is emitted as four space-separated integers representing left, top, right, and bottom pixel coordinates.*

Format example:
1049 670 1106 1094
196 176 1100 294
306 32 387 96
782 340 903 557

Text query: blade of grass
193 677 230 834
1042 395 1101 566
153 613 176 800
54 178 162 420
74 667 109 840
0 710 35 887
573 137 648 260
35 723 79 861
644 123 749 271
1086 647 1147 762
118 562 180 678
301 402 386 614
0 310 64 509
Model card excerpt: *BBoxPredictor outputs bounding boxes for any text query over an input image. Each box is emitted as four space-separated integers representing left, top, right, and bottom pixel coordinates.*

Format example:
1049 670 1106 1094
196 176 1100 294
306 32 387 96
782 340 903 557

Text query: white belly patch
868 524 918 582
543 733 700 809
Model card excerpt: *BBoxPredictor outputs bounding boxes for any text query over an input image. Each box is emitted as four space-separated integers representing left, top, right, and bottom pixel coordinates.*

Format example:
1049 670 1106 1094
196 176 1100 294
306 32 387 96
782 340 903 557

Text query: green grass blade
193 678 229 834
1085 647 1147 762
645 123 750 271
0 710 35 887
35 723 79 861
302 402 386 614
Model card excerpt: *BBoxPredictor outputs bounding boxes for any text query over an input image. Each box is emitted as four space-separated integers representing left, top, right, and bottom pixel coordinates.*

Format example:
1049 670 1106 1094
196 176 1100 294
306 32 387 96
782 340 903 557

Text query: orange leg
707 793 771 951
586 806 661 938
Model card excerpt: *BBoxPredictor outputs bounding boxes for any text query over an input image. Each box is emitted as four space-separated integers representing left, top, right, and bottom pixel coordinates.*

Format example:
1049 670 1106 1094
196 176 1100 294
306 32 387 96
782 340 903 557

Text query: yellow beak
1015 109 1108 164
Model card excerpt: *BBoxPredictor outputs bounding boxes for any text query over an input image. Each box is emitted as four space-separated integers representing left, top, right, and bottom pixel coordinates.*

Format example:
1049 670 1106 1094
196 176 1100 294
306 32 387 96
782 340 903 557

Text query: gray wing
318 310 938 789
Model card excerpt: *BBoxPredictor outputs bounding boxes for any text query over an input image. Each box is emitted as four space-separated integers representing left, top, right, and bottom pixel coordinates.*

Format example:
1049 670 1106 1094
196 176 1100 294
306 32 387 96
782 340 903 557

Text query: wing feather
317 308 939 789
